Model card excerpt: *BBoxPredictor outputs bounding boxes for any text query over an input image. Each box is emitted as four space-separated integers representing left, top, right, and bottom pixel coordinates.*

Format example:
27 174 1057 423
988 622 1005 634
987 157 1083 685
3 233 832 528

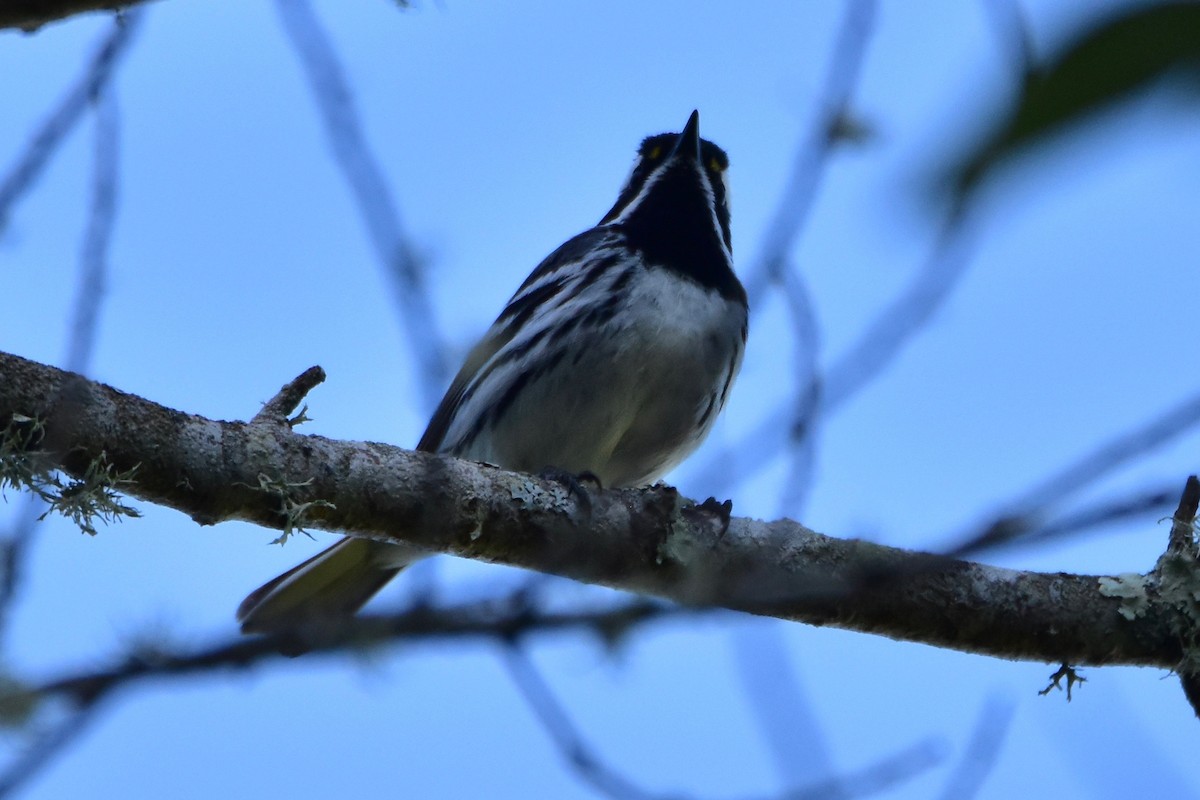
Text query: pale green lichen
1097 572 1151 621
248 474 335 545
0 414 46 495
654 493 697 567
1 414 140 536
1152 550 1200 675
507 479 542 507
512 477 573 508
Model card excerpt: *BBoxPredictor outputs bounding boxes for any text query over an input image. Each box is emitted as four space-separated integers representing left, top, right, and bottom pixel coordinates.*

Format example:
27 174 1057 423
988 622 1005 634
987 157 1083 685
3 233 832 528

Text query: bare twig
0 706 102 799
942 391 1200 555
686 0 881 499
821 197 977 414
732 0 876 516
31 597 683 708
740 0 878 308
933 484 1180 562
0 10 142 235
1166 474 1199 556
693 196 980 494
1000 391 1200 516
1165 476 1200 718
0 597 679 797
504 642 944 800
252 366 327 425
0 0 155 32
65 82 121 375
1023 485 1179 546
0 30 134 641
502 645 658 800
936 694 1016 800
774 262 822 517
780 739 944 800
273 0 451 409
731 622 835 788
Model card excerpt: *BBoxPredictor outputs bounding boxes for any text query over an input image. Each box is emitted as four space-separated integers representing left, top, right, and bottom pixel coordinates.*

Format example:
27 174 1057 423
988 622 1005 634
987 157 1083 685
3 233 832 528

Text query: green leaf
949 2 1200 197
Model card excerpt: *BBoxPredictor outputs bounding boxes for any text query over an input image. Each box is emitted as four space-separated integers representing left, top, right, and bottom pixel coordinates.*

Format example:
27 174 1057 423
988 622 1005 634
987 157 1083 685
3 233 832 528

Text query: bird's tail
237 537 425 638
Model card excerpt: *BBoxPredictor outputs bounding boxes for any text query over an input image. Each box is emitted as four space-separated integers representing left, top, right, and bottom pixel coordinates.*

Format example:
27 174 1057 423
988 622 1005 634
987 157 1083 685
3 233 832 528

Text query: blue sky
2 1 1199 797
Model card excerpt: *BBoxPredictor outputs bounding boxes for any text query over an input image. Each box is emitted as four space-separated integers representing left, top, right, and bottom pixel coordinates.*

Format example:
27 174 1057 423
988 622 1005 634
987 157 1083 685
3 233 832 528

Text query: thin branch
0 706 101 800
31 597 683 708
0 1 154 32
694 196 980 494
0 597 679 797
774 262 822 518
931 485 1181 563
1165 476 1200 718
740 0 878 308
942 390 1200 555
820 197 977 414
779 739 944 800
503 644 944 800
936 695 1016 800
2 591 938 800
251 366 327 425
720 0 876 513
998 390 1200 514
502 645 658 800
731 622 835 788
0 41 132 641
1024 485 1179 547
0 10 142 235
1166 474 1200 556
273 0 451 409
65 78 120 375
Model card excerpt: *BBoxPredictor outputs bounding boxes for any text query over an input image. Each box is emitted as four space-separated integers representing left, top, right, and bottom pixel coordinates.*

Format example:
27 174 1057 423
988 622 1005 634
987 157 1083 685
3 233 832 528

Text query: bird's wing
416 228 618 453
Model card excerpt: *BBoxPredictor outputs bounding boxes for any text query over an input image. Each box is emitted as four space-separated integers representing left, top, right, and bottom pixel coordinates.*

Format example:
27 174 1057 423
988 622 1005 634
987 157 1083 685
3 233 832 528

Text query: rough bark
1 349 1195 669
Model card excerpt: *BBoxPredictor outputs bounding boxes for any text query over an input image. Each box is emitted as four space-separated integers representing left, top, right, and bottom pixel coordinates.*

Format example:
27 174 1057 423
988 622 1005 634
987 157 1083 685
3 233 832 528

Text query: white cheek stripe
697 168 733 263
608 158 733 264
609 159 672 223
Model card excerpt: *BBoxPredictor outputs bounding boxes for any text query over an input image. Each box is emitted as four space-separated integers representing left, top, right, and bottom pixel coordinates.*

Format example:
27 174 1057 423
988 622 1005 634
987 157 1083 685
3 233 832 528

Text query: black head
599 111 739 299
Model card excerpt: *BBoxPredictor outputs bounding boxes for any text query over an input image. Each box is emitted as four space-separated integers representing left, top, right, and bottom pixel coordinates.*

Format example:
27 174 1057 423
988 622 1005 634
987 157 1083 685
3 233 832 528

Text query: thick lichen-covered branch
0 349 1193 669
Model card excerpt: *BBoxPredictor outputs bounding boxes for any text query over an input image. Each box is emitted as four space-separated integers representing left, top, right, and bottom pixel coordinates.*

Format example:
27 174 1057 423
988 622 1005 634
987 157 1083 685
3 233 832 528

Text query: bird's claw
538 467 602 518
685 496 733 540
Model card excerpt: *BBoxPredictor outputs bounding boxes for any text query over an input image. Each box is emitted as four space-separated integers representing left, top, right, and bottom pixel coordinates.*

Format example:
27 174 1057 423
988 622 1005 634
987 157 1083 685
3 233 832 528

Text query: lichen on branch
0 348 1195 671
1 413 140 536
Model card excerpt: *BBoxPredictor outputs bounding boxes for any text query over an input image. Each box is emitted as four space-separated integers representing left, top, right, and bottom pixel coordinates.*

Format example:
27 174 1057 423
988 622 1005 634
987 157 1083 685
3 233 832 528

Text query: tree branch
1165 476 1200 717
0 349 1194 670
0 11 142 232
0 1 153 33
274 0 451 410
0 595 682 797
32 597 680 707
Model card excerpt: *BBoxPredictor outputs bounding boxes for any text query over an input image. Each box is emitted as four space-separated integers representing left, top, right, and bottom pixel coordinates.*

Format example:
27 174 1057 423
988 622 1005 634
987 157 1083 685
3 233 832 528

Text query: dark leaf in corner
943 2 1200 199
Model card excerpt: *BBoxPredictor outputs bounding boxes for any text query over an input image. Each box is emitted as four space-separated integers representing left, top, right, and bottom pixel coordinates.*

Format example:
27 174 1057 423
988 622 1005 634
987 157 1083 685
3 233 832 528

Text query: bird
237 110 747 639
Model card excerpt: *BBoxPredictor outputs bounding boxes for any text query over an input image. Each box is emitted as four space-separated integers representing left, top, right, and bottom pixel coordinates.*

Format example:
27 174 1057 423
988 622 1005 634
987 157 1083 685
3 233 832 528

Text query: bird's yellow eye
648 145 663 160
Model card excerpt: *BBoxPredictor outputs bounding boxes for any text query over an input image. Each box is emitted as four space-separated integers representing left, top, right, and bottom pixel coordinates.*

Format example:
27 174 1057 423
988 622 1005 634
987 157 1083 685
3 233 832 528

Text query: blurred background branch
1 1 1198 798
0 10 142 645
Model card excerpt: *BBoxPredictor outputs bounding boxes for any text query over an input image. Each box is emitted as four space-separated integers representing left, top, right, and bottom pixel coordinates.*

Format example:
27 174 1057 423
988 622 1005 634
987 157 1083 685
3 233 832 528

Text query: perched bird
237 110 747 637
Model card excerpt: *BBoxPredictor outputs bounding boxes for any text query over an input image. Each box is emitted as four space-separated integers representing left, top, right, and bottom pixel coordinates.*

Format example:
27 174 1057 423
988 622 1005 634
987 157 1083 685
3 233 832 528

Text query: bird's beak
670 110 702 163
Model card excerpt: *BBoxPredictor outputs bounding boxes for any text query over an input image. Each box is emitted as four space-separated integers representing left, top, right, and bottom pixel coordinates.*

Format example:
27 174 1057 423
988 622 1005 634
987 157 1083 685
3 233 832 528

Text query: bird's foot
538 467 602 518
